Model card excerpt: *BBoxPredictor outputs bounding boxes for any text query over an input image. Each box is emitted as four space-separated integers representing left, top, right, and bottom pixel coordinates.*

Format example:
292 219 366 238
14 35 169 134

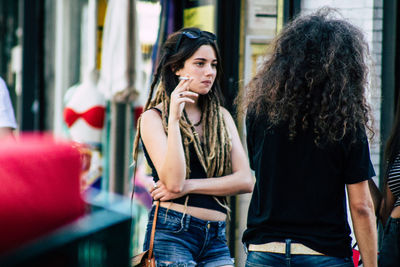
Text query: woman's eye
195 62 204 66
212 63 218 68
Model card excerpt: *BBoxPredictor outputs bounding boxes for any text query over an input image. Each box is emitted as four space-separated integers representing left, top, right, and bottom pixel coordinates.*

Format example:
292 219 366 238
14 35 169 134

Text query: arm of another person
347 180 377 267
379 184 395 226
0 127 14 139
367 179 382 217
151 108 254 201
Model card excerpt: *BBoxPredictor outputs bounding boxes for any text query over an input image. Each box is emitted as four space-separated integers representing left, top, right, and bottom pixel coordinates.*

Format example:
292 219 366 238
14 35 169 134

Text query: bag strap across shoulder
148 201 160 260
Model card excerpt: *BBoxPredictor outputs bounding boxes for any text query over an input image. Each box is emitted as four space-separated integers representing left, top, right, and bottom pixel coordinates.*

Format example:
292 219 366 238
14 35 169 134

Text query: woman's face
175 45 217 95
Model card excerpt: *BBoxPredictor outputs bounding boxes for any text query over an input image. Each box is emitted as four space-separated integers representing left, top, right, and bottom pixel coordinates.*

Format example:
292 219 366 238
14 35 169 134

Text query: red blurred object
134 106 143 127
352 248 360 267
0 134 85 254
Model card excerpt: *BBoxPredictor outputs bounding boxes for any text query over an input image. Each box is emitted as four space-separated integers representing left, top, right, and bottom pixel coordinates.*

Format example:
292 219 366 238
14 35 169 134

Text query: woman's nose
205 64 216 76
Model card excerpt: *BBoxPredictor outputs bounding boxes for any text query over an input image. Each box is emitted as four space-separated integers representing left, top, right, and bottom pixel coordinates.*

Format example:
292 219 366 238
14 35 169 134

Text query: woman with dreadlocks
132 27 253 266
241 9 377 267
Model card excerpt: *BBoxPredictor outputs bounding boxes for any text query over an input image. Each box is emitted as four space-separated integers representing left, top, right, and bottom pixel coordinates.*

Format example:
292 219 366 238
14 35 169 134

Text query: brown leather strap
148 201 160 260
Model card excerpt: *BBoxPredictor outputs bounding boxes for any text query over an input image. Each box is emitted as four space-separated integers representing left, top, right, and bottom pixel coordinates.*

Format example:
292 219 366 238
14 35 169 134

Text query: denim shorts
143 205 234 267
379 216 400 267
245 239 353 267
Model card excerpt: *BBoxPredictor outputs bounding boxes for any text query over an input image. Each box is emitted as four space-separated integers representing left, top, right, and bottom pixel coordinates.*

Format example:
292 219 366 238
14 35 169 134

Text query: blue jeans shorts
379 216 400 267
244 239 354 267
143 205 234 267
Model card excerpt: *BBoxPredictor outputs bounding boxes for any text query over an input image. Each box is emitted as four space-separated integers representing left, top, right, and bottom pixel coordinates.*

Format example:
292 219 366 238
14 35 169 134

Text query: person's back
245 118 374 257
242 8 377 267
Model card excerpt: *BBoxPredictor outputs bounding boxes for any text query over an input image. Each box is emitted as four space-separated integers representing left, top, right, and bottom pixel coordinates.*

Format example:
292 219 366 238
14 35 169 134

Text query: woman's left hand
150 181 186 201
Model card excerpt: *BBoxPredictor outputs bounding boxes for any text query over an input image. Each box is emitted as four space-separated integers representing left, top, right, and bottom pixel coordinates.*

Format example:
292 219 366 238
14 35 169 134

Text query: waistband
159 201 226 221
388 216 400 223
151 205 226 230
249 241 324 256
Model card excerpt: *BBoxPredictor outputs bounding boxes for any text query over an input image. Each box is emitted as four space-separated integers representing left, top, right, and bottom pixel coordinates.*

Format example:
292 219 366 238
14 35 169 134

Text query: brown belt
249 242 324 256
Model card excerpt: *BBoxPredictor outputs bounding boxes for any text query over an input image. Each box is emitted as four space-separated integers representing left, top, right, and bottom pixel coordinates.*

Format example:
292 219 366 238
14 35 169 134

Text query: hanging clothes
98 0 140 101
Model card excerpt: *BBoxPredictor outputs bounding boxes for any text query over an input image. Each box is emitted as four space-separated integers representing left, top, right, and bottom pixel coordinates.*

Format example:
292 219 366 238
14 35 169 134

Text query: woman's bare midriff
159 201 227 221
391 205 400 218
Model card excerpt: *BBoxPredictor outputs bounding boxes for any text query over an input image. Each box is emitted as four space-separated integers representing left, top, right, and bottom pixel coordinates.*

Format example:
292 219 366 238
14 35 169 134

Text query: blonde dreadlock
132 82 232 180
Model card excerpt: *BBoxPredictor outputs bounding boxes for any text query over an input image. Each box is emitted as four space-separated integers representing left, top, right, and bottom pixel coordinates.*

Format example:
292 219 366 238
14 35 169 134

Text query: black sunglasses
174 29 217 53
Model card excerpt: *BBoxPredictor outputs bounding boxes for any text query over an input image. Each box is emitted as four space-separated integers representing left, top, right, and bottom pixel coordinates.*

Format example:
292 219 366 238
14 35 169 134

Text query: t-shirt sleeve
343 135 376 184
0 78 17 129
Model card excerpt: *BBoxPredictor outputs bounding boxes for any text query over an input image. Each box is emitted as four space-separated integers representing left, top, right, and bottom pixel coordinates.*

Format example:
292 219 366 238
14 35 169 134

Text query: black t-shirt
242 112 375 258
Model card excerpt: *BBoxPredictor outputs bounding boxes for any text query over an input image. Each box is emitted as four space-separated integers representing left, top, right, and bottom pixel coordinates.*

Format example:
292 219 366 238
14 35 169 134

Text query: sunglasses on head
174 29 217 53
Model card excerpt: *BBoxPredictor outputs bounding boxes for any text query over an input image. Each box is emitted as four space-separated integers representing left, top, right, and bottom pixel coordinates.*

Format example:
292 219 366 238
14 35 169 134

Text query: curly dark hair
244 8 374 145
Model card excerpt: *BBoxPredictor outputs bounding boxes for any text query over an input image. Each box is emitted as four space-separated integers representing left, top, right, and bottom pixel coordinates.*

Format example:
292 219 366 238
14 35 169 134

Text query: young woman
132 27 253 266
379 104 400 267
241 9 377 267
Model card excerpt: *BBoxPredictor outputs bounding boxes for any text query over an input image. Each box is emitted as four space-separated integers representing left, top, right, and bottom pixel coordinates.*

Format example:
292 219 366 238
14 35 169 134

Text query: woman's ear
175 68 181 76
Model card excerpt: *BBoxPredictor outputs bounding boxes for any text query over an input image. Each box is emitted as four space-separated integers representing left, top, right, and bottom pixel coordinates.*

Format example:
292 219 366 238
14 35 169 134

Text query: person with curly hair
241 9 377 267
132 27 253 266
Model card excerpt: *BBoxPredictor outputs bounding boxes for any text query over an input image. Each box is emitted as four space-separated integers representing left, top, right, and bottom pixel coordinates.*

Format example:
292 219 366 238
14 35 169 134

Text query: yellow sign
183 5 216 32
251 43 268 76
276 0 284 34
97 0 107 69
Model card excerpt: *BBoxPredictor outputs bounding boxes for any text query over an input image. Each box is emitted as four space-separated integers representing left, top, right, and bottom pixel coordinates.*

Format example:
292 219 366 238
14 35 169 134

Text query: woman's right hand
150 181 187 201
169 77 198 123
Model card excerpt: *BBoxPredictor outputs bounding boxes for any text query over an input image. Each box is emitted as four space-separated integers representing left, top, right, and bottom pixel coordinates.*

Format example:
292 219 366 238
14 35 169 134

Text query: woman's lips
202 81 212 85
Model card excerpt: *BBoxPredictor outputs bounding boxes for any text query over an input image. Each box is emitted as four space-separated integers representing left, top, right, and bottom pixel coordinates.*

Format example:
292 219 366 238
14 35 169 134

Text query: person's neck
185 100 200 111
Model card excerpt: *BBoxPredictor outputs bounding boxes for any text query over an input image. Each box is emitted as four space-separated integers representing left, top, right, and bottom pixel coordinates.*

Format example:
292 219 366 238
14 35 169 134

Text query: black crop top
141 109 227 214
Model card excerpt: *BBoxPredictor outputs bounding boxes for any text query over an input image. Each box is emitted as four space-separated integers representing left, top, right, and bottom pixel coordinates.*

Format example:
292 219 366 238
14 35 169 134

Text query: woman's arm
367 179 382 217
379 184 395 226
140 79 198 193
347 180 377 267
151 108 254 201
140 109 185 193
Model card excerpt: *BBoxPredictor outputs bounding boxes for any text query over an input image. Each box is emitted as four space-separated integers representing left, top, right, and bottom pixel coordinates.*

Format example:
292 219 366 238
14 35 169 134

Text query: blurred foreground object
0 135 133 266
0 135 85 254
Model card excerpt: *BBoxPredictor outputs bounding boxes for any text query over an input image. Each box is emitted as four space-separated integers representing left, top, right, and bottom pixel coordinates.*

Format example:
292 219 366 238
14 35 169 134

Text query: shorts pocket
155 212 185 233
217 226 228 243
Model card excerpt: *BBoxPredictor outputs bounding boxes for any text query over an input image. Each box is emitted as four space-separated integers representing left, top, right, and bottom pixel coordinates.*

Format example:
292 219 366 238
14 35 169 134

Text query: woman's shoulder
219 107 236 129
219 106 234 121
141 105 163 119
219 106 229 116
140 105 164 130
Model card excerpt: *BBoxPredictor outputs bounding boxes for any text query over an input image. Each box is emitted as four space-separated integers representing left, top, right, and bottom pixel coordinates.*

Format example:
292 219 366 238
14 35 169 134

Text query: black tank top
141 108 227 214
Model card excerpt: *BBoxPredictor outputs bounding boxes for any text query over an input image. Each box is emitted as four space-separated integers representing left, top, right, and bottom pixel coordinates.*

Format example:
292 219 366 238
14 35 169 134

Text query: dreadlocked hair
133 82 232 179
132 28 232 212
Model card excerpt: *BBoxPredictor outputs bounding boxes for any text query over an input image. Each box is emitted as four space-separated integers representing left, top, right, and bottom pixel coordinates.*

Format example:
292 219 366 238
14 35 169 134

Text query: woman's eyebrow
193 57 217 62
